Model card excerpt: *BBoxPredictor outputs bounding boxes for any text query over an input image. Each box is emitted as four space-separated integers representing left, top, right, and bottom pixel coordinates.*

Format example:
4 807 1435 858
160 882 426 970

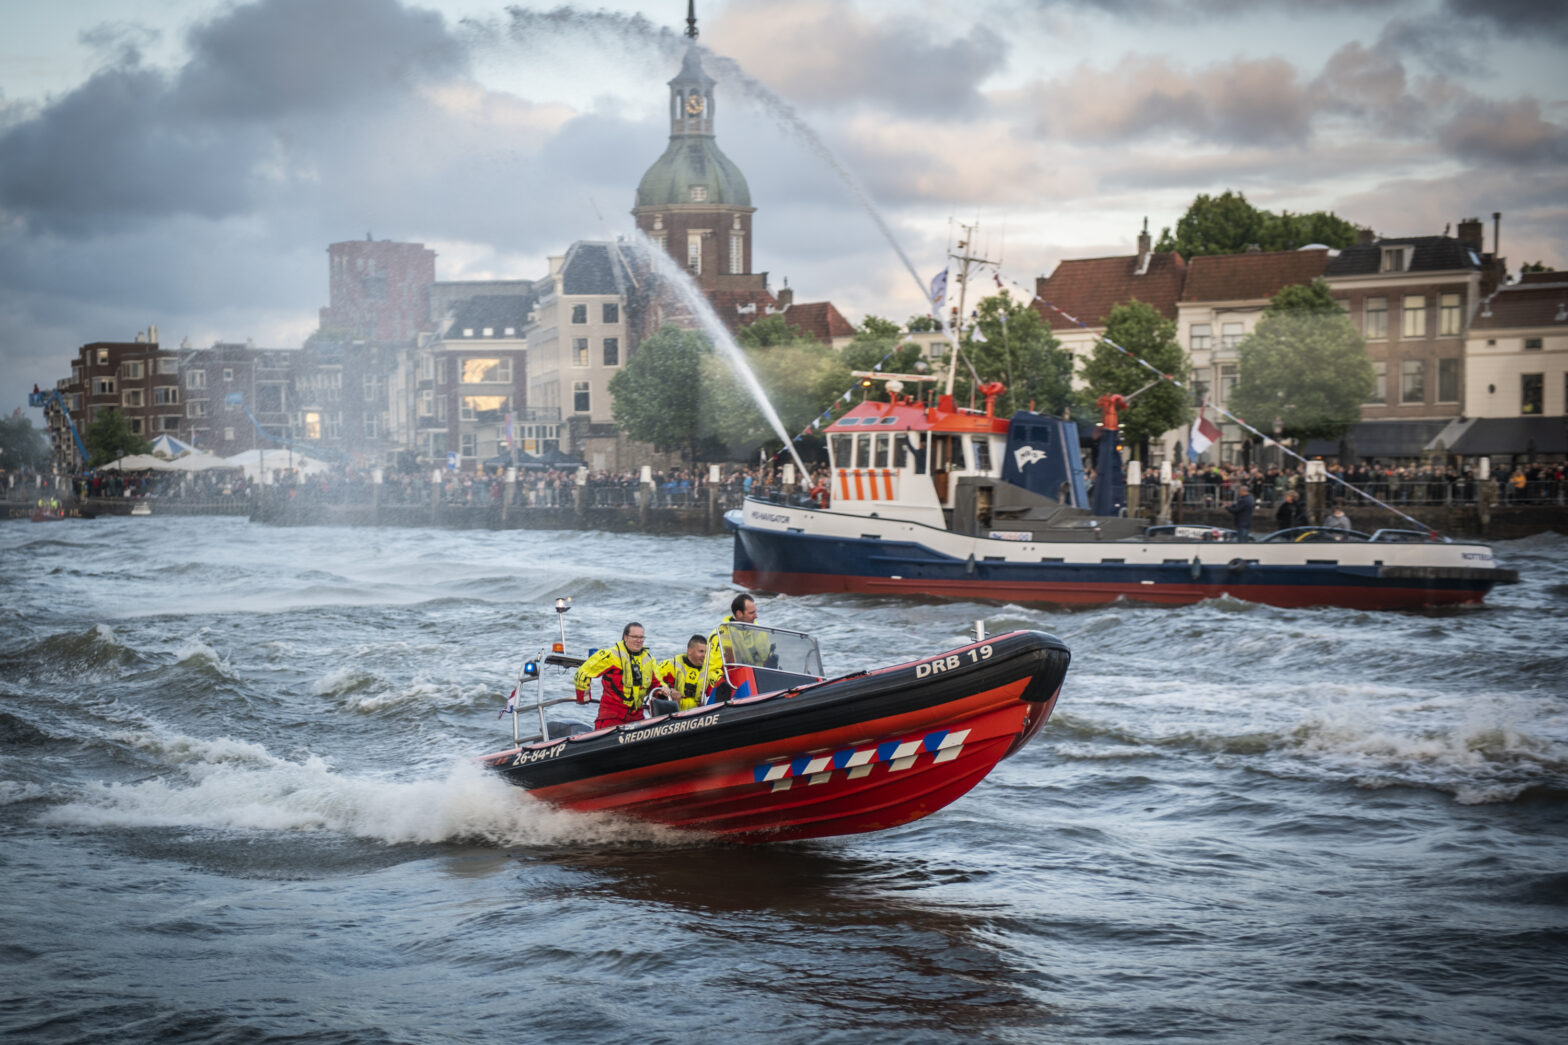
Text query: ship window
838 417 859 425
879 417 897 425
973 436 992 472
873 434 890 468
830 435 851 467
855 435 871 468
893 438 908 469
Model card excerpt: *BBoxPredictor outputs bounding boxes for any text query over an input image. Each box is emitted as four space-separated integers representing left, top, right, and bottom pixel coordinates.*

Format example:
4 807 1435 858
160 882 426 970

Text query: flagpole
943 222 997 400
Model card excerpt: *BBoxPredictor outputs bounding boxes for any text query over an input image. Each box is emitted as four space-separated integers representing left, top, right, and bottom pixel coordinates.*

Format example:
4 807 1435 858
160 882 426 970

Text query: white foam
42 734 687 846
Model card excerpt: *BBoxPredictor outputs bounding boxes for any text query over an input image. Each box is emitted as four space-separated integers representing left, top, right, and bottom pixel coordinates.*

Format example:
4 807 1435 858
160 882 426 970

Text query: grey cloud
175 0 467 121
1445 0 1568 44
0 0 471 235
1026 55 1313 147
1438 97 1568 166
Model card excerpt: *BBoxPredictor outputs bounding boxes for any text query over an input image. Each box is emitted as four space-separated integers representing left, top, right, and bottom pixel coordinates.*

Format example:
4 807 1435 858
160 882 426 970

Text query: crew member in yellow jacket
573 621 664 729
656 634 710 712
704 593 774 701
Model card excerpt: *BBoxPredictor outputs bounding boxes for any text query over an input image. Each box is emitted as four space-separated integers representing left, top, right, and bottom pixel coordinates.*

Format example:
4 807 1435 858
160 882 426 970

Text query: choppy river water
2 517 1565 1043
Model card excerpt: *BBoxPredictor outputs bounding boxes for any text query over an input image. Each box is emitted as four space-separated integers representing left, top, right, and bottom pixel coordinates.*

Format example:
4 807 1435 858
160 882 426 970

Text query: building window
364 415 379 439
161 416 180 431
572 338 590 367
460 398 475 422
1218 363 1238 403
436 396 447 421
1365 297 1388 339
730 234 744 275
187 401 209 418
92 377 117 396
1524 337 1543 351
603 303 619 324
420 355 435 380
1439 293 1462 336
462 358 503 383
1190 324 1212 352
690 185 708 202
1366 361 1387 404
504 326 515 337
571 304 587 324
363 373 377 400
1381 247 1407 273
128 417 144 435
654 233 666 254
223 368 233 381
1220 322 1244 350
224 427 235 441
1437 358 1460 403
497 357 512 383
186 370 206 389
1521 373 1543 414
158 357 178 374
688 233 702 275
1402 295 1427 338
122 389 145 407
482 327 493 337
1400 359 1425 403
154 386 179 405
573 381 591 413
97 348 109 365
121 361 144 379
420 389 433 417
460 433 476 458
603 338 619 367
462 328 474 338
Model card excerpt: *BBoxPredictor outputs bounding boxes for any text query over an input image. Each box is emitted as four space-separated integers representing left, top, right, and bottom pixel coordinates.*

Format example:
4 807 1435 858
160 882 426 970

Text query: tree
0 409 49 470
840 315 924 376
1521 261 1556 274
609 325 718 463
693 315 848 458
1230 280 1374 444
84 408 150 467
954 293 1074 417
1155 190 1359 258
1080 301 1191 458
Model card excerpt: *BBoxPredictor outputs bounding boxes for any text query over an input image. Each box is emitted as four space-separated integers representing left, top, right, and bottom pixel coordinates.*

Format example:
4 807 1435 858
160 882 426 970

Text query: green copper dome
635 136 751 209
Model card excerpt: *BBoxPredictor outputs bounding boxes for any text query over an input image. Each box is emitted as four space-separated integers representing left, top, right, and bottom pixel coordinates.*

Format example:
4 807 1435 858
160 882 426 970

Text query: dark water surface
2 517 1564 1043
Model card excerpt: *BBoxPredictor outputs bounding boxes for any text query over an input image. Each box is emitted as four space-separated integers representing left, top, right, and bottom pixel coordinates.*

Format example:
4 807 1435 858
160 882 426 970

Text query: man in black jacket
1275 490 1304 531
1226 484 1256 540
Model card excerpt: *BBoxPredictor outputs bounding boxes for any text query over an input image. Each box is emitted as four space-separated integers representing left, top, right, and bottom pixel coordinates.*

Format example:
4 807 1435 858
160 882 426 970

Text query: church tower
632 3 760 292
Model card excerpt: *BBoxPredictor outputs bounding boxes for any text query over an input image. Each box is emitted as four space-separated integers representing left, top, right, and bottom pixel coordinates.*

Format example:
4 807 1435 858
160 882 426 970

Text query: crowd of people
1143 461 1568 509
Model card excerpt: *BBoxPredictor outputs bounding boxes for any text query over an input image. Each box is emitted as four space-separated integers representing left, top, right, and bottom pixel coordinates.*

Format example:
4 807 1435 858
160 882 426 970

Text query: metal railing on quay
1171 480 1566 508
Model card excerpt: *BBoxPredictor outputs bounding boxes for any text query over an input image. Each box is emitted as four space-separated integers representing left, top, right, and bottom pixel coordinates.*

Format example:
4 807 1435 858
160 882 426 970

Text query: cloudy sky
2 0 1565 411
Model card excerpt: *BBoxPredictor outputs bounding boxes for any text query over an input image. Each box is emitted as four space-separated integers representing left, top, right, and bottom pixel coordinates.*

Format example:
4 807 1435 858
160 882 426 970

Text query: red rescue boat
480 616 1070 843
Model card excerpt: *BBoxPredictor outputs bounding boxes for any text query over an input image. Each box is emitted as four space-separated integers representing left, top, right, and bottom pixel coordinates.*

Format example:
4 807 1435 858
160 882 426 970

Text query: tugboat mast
944 221 999 398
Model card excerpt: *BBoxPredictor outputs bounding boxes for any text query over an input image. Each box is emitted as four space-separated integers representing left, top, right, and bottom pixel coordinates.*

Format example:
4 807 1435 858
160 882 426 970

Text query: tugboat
729 383 1517 611
480 600 1070 842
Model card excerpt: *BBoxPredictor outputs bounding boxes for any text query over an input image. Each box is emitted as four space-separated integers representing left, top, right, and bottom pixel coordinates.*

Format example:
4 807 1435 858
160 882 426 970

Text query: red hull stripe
732 569 1484 610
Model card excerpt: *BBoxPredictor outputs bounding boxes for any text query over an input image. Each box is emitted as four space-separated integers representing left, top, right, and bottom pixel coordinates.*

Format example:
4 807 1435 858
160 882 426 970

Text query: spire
686 0 698 40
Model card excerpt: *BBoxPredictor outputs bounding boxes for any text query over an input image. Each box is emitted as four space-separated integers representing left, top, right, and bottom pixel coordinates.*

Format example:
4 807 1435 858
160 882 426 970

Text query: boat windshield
715 622 824 677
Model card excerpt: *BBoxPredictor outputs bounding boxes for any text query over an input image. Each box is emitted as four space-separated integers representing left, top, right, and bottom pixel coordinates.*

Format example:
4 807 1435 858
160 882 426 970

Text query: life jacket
573 640 660 727
657 654 707 711
704 616 774 695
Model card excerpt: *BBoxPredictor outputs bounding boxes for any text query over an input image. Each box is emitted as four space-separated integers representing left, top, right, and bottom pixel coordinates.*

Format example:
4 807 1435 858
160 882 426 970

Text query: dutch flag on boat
498 688 517 718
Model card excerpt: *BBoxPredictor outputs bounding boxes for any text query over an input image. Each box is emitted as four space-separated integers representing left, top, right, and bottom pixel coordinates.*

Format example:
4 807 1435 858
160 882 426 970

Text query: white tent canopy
149 433 201 458
165 451 230 472
102 454 173 471
220 448 333 479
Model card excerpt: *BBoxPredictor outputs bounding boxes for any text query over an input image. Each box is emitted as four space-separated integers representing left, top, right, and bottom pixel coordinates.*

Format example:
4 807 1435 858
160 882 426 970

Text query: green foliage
904 314 941 332
1521 261 1556 273
1154 190 1359 258
955 293 1074 417
841 315 924 376
1080 301 1191 453
708 333 848 454
1230 280 1374 443
84 408 151 467
0 409 50 470
735 314 816 349
609 325 716 462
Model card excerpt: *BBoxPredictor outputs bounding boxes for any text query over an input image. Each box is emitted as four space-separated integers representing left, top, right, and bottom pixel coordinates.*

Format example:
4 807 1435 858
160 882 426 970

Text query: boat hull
731 506 1513 611
481 630 1069 842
